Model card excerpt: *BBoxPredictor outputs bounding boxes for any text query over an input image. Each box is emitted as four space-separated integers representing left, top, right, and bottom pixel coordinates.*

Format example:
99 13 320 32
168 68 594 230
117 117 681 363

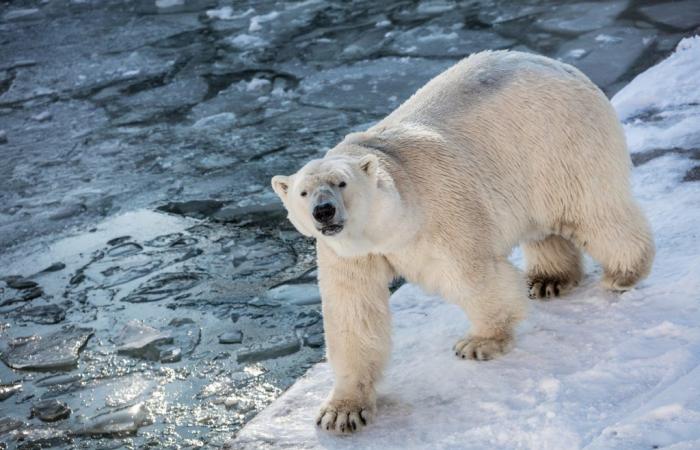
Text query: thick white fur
271 51 655 434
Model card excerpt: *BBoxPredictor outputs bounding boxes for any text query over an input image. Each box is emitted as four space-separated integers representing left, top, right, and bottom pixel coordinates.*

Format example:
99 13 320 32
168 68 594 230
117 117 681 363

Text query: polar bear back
336 51 632 254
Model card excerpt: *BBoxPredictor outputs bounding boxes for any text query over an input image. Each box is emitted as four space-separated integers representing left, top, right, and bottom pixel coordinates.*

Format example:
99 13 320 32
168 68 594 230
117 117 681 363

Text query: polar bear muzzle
312 198 344 236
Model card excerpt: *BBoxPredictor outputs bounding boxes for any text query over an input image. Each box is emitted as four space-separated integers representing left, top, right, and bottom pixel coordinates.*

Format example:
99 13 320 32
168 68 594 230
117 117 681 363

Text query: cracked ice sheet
234 38 700 449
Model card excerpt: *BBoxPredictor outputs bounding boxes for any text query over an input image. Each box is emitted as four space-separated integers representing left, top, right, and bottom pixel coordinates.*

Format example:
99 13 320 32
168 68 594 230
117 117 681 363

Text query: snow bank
613 36 700 121
613 36 700 154
234 39 700 449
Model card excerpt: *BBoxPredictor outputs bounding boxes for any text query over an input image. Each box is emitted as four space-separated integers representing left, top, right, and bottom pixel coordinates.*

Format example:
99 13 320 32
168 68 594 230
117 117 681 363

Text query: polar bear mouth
320 224 344 236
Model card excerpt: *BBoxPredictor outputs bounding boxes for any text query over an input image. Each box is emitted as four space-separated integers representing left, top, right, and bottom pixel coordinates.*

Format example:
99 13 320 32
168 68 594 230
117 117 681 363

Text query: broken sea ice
1 326 93 371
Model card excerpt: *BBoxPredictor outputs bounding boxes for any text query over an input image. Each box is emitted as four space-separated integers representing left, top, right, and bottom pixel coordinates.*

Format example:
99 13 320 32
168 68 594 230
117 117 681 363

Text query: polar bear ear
271 175 290 199
359 154 378 178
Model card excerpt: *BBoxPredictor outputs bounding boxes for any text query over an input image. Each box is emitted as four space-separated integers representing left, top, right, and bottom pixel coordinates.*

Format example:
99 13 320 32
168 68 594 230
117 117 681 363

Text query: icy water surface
1 0 699 447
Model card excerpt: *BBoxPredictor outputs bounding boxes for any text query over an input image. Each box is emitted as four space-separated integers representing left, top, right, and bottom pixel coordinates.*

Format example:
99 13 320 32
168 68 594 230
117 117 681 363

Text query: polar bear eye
300 191 307 197
338 181 347 188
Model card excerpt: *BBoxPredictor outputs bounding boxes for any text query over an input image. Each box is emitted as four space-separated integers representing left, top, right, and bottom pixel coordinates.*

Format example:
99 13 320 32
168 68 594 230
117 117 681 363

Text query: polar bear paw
453 334 512 361
528 277 576 299
316 398 374 434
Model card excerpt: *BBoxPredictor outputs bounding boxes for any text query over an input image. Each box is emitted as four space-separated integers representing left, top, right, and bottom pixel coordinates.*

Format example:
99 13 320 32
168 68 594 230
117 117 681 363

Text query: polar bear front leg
452 258 527 361
315 242 394 434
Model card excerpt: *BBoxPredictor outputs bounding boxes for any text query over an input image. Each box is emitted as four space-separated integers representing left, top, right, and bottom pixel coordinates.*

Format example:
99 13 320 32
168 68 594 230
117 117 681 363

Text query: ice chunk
2 8 40 22
122 271 206 303
295 310 322 328
153 0 215 14
1 326 93 371
536 1 628 34
236 338 301 363
639 0 700 31
4 277 37 290
212 202 285 225
227 34 268 50
168 318 201 356
11 303 67 324
219 331 244 344
193 112 238 131
416 1 456 15
114 320 173 361
30 399 71 422
48 203 86 221
557 26 656 89
249 11 280 32
0 280 43 306
156 0 184 8
107 75 209 125
107 242 143 258
158 345 182 363
300 57 454 116
0 416 24 434
267 283 320 306
206 6 234 20
72 402 152 436
40 262 66 273
31 111 52 122
0 383 22 401
478 3 547 25
303 332 324 348
388 27 515 58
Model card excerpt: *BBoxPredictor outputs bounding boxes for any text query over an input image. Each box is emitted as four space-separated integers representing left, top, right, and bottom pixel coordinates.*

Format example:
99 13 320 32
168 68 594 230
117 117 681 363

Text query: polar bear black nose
313 203 336 223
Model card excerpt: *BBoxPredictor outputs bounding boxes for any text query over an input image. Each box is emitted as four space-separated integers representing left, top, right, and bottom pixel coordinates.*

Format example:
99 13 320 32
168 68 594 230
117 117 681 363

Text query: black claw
461 353 465 359
554 284 560 296
359 410 367 426
351 421 357 431
538 283 546 298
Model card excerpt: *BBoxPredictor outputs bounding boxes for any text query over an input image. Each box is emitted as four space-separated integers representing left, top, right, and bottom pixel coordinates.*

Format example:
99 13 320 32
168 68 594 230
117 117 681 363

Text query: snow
566 48 587 59
245 78 272 92
249 11 280 32
613 36 700 121
594 34 621 43
613 37 700 155
235 39 700 449
228 34 268 50
206 7 234 20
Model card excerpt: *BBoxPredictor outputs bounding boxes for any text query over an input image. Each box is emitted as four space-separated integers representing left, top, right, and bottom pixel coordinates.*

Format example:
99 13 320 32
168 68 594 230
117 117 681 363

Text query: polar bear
271 50 654 434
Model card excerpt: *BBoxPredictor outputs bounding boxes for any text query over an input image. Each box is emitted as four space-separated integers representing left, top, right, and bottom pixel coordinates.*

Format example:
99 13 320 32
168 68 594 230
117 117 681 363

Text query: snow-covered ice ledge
234 38 700 450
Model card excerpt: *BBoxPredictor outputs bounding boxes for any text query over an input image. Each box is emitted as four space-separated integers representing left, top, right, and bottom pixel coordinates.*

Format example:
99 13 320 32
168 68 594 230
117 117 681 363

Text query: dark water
0 0 698 448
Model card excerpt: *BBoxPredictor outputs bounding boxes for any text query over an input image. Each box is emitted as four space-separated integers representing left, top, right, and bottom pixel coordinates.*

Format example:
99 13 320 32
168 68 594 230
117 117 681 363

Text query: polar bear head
271 154 380 243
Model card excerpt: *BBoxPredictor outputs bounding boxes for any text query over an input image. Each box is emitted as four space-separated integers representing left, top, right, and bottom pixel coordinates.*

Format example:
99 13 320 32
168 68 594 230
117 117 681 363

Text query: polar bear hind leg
524 235 583 299
576 201 655 291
